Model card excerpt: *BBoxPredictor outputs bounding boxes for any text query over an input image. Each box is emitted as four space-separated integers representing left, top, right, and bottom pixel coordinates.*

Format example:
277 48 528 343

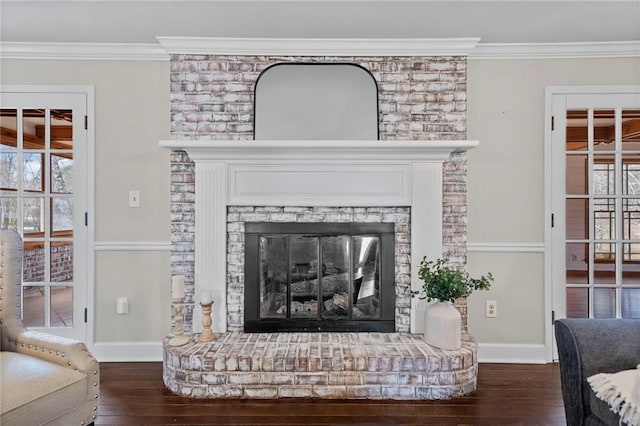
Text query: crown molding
470 41 640 59
0 42 169 61
1 39 638 61
155 37 481 57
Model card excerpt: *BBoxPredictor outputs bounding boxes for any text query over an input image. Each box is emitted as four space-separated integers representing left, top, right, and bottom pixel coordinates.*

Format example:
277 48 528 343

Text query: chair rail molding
94 241 171 252
467 242 545 253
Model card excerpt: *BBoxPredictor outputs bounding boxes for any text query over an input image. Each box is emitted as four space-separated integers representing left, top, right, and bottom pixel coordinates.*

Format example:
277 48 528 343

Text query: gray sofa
555 318 640 426
1 229 100 425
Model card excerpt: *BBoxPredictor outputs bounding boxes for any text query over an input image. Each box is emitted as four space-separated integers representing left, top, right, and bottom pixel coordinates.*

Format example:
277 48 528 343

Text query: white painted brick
171 55 469 336
244 386 278 398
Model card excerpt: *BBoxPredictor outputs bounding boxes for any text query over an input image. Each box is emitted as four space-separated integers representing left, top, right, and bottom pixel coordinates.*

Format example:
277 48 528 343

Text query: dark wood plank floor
97 362 566 425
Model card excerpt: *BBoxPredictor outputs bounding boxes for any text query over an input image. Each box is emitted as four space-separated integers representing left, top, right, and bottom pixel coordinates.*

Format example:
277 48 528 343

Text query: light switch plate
117 297 129 314
128 190 140 208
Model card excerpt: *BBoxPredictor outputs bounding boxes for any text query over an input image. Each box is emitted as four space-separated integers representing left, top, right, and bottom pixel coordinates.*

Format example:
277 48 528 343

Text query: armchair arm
10 329 100 411
15 331 98 376
555 318 640 425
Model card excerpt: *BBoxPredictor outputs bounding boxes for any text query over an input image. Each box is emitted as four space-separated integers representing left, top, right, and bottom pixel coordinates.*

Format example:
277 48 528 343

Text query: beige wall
466 57 640 347
1 59 172 343
2 55 640 356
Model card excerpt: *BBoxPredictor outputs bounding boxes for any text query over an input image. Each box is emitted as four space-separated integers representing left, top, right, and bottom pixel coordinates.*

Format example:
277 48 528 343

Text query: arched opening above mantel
254 63 378 140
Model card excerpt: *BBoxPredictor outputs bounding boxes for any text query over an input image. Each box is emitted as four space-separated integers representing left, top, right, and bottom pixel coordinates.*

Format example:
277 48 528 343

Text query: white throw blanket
588 365 640 426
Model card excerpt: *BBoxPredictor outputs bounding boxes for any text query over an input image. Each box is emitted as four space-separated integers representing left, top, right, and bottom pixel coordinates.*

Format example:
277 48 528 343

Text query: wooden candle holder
198 301 216 342
168 300 190 346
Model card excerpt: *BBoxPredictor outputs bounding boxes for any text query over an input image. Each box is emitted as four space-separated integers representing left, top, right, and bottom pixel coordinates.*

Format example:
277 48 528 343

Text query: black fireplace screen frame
244 222 396 332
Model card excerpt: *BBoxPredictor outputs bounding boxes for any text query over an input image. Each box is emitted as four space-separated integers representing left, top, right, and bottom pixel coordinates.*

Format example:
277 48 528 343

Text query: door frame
0 84 95 349
544 85 640 361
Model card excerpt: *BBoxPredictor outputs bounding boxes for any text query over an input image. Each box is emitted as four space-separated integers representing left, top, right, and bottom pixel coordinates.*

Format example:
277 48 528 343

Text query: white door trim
0 84 95 350
544 85 640 362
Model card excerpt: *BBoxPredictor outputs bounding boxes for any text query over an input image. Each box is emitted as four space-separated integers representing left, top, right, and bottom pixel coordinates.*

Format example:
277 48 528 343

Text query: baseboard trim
478 343 548 364
93 341 163 362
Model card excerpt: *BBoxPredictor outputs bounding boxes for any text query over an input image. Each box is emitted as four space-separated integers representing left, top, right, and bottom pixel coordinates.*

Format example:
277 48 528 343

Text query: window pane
566 154 587 195
23 242 45 282
23 153 43 191
22 286 45 327
623 198 640 240
566 243 588 283
23 109 45 150
566 109 588 151
593 159 614 195
566 287 589 318
0 152 18 191
51 197 73 232
593 287 616 318
594 250 615 284
593 110 615 151
566 198 588 240
50 109 73 150
51 242 73 282
623 247 640 284
51 154 73 193
594 198 615 240
1 109 18 148
50 286 73 327
623 164 640 195
0 197 17 230
23 197 44 233
621 288 640 318
621 109 640 151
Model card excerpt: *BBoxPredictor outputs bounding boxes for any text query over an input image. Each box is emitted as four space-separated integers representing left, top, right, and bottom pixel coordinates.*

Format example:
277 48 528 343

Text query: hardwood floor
97 362 566 425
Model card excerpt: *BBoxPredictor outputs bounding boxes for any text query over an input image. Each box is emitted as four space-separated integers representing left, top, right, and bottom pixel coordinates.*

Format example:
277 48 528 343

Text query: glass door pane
290 236 318 319
352 236 381 319
564 108 640 318
259 236 287 319
320 236 350 319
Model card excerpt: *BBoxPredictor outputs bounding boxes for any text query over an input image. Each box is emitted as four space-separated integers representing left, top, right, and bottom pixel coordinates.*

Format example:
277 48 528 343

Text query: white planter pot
424 301 462 350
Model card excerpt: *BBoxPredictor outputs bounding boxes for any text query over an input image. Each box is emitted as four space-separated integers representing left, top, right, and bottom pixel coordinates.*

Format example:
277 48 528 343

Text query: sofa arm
10 330 100 406
555 318 640 425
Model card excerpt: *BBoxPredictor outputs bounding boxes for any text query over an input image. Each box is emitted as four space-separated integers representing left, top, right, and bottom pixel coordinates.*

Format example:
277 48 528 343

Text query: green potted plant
412 257 493 349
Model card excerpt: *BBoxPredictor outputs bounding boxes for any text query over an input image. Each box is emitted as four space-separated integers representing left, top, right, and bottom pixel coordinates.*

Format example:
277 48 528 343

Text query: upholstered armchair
555 318 640 426
0 229 99 426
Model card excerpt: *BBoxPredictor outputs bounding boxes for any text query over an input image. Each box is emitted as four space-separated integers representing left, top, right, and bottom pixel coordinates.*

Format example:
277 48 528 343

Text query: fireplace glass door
245 222 395 332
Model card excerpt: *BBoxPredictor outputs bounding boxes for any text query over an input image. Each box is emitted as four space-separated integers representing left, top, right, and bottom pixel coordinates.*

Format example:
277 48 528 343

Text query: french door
0 87 91 342
549 87 640 334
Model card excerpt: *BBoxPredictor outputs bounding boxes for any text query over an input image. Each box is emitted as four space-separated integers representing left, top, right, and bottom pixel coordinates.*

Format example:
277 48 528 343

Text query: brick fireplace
167 54 471 331
161 48 479 399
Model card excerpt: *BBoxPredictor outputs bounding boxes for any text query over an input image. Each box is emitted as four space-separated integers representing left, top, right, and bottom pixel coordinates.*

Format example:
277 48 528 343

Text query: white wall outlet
486 300 497 318
116 297 129 315
128 190 140 208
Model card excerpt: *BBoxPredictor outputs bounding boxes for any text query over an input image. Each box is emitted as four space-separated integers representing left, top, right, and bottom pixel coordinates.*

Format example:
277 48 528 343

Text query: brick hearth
163 332 477 400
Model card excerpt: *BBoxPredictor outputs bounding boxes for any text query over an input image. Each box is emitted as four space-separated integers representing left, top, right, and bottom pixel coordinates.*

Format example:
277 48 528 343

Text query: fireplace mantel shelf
159 139 478 162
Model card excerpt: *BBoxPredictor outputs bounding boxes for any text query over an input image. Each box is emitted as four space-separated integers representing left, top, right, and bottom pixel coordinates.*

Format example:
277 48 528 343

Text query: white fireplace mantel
159 139 478 162
160 139 478 333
